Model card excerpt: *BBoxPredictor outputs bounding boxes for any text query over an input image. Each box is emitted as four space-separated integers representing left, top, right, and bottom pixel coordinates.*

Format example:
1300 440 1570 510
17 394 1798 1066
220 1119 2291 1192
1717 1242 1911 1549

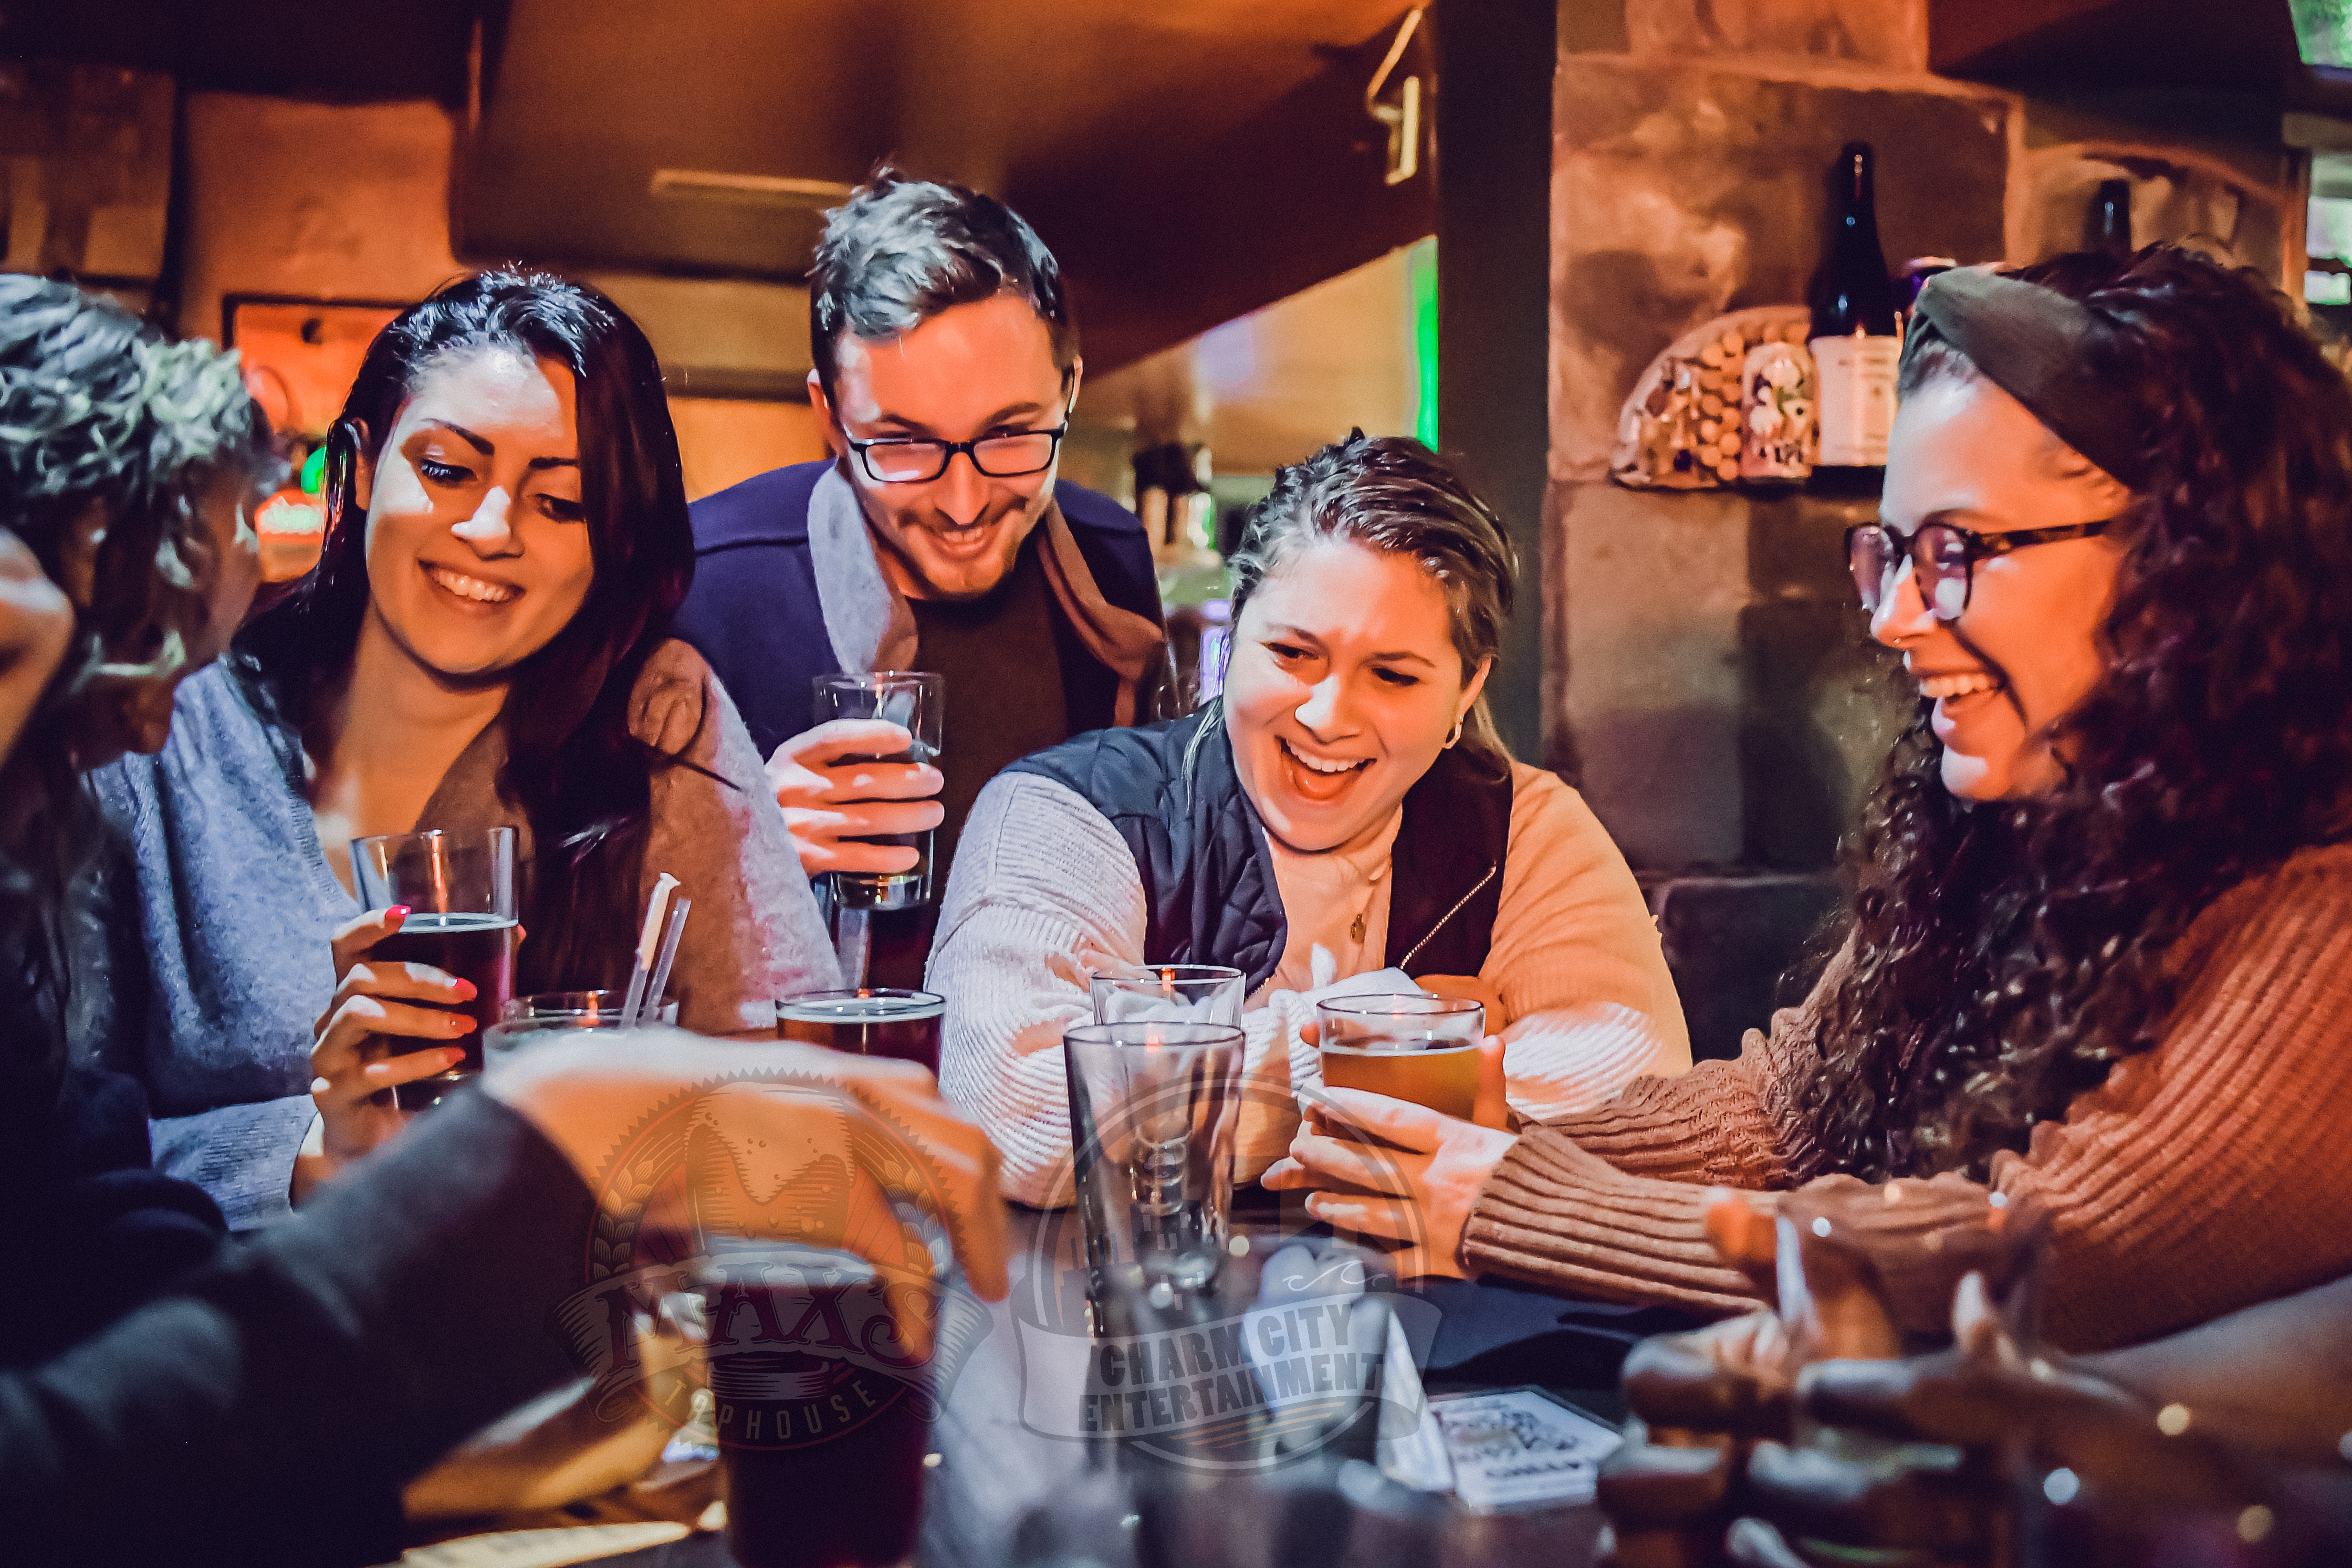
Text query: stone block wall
1548 0 2313 1052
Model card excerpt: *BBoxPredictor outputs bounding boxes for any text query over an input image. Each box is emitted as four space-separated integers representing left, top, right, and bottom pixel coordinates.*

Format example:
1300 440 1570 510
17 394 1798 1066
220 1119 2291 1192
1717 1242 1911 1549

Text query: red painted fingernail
448 1013 473 1031
453 979 477 1000
388 905 410 919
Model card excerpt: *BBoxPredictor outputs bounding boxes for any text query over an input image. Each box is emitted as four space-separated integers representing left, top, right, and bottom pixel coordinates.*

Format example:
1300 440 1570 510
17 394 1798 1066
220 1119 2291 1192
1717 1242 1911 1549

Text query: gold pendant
1351 911 1367 943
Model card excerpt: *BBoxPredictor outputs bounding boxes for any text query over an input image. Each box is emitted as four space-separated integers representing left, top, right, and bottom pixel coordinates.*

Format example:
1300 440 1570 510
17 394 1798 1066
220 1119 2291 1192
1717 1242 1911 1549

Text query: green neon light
1409 236 1438 448
2293 0 2352 67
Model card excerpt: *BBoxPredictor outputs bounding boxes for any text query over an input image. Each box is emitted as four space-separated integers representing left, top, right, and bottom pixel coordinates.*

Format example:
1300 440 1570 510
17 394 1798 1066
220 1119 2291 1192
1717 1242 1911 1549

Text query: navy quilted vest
1005 710 1512 990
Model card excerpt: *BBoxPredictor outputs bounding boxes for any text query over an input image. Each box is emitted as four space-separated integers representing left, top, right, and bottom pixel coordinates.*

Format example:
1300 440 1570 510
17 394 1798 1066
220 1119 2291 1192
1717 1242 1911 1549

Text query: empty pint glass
811 672 943 914
1063 1021 1243 1294
777 989 946 1073
1316 994 1484 1121
1088 964 1246 1028
483 992 677 1066
351 827 517 1110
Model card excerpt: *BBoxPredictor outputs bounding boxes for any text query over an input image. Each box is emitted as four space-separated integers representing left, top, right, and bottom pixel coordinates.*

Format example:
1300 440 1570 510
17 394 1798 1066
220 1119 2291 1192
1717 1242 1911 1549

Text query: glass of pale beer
1315 994 1485 1120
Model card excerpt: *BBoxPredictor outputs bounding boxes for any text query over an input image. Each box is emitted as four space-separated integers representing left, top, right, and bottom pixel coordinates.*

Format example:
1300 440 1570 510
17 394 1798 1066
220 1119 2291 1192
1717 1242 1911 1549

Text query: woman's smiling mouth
1916 671 2000 699
1278 736 1372 803
424 564 519 605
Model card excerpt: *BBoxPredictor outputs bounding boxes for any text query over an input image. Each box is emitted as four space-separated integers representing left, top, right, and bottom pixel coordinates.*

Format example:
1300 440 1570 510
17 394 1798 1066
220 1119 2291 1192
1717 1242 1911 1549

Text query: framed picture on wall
223 294 410 442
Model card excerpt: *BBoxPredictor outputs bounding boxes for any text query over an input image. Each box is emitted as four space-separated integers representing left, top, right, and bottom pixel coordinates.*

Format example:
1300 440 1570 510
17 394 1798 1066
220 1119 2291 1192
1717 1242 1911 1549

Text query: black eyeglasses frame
1844 517 2117 619
844 423 1072 486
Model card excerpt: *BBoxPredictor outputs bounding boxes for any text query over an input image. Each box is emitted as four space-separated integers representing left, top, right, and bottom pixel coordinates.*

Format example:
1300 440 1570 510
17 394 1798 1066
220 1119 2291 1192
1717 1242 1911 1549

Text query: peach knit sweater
1464 843 2352 1352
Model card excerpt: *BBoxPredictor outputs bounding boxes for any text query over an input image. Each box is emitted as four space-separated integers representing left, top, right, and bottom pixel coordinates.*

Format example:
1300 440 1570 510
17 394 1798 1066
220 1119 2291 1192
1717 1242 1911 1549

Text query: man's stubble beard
868 489 1051 603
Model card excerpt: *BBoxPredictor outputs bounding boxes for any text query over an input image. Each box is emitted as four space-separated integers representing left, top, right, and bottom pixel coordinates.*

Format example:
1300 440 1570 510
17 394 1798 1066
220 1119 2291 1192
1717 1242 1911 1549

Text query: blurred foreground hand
486 1029 1010 1324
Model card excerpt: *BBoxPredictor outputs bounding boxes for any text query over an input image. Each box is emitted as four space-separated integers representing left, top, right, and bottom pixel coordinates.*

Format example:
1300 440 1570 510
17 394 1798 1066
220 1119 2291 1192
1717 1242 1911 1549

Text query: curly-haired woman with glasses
1268 246 2352 1354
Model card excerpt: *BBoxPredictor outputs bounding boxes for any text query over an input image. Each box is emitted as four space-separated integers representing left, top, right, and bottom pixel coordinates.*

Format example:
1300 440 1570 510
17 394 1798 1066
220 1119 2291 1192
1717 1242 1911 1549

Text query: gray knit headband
1905 267 2150 491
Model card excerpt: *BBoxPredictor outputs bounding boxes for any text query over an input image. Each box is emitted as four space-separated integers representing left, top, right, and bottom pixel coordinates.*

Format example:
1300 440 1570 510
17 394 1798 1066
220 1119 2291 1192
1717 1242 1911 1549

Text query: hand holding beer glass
301 828 518 1201
782 672 944 986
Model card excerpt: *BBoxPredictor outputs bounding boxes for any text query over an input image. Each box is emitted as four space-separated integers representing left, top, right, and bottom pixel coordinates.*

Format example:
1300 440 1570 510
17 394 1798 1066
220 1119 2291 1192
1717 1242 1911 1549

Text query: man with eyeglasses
676 169 1170 989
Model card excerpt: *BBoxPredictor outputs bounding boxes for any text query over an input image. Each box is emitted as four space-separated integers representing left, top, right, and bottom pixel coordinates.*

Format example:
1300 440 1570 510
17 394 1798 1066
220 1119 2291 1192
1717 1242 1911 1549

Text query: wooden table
583 1203 1612 1568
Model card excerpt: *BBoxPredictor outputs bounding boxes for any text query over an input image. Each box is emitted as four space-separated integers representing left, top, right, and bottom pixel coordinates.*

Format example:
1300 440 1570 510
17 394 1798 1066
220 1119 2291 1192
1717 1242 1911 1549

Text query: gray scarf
803 461 1169 724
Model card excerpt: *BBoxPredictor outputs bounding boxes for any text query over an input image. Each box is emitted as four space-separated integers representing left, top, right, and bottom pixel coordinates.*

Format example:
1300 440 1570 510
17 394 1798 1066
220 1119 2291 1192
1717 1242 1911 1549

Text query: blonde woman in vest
931 434 1688 1205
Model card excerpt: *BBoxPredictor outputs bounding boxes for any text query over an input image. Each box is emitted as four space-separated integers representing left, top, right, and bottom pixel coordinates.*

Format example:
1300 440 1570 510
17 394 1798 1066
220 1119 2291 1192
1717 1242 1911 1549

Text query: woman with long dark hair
0 279 1005 1567
1269 247 2352 1353
82 271 834 1225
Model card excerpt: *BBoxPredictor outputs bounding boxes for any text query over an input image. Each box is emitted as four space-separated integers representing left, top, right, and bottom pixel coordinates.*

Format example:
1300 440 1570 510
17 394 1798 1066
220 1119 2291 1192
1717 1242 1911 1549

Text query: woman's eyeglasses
1844 518 2115 620
846 425 1070 485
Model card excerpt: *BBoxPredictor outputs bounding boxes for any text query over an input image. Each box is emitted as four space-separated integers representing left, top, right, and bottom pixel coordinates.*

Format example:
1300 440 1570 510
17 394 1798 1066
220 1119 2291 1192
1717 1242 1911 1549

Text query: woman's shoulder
1502 758 1614 846
2195 842 2352 932
627 639 723 756
96 663 271 784
2162 841 2352 997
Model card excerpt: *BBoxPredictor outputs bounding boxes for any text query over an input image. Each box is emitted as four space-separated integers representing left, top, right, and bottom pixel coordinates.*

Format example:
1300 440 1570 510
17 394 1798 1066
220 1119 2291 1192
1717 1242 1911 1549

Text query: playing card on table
1428 1386 1622 1510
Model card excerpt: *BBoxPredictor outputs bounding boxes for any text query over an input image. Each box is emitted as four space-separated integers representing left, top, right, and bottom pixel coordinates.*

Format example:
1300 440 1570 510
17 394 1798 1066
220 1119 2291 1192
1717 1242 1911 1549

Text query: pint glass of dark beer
693 1247 936 1568
777 989 945 1073
811 673 943 914
350 827 517 1110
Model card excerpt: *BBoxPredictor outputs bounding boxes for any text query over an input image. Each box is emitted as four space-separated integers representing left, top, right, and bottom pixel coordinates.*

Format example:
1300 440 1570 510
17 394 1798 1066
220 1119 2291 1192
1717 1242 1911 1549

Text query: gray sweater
74 640 838 1229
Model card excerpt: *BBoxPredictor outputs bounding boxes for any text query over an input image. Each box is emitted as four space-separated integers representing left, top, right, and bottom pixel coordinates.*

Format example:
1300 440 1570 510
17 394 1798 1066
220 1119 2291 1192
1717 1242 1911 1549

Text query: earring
1444 718 1463 749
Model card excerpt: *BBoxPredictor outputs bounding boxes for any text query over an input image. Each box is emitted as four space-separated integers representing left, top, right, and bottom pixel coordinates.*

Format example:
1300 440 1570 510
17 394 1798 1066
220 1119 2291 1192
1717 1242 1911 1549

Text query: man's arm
927 773 1146 1205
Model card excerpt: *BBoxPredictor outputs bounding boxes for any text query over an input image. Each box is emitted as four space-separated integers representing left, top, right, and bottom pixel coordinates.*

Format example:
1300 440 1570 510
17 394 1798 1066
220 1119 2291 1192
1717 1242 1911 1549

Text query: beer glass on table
811 672 943 987
350 827 517 1111
1315 994 1485 1121
1063 1020 1245 1295
776 989 946 1073
693 1248 937 1568
679 1085 946 1568
482 990 677 1064
1088 963 1245 1027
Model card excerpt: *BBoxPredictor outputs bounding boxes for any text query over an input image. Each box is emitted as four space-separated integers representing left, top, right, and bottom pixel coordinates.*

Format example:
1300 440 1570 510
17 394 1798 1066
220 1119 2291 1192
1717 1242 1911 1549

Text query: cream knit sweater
929 760 1690 1206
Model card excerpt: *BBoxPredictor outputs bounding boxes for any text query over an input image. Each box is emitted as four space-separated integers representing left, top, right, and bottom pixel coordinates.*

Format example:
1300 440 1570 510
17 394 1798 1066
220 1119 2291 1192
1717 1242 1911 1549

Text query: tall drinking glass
692 1247 937 1568
350 827 517 1110
1315 994 1484 1121
1088 964 1246 1027
1063 1021 1244 1294
812 672 943 987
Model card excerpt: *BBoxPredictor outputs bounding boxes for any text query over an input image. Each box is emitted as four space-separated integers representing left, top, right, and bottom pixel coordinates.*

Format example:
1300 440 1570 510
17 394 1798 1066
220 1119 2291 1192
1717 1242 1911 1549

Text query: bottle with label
1808 142 1900 498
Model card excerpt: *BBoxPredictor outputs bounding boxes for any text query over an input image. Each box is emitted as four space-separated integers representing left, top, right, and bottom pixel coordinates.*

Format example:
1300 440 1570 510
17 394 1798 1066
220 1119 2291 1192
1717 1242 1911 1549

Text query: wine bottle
1809 142 1900 497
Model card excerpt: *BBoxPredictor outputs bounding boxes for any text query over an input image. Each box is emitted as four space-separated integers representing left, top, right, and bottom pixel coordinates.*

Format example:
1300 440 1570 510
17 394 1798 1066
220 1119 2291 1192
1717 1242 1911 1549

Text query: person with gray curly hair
0 276 271 1361
0 275 269 767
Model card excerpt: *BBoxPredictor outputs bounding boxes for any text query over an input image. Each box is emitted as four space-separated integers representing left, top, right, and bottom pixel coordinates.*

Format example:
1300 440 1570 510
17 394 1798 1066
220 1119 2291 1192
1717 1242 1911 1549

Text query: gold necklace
1344 851 1390 945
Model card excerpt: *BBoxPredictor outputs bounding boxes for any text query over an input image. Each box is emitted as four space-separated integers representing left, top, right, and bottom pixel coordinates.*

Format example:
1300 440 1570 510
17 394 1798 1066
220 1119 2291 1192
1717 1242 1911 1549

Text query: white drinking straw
639 897 690 1028
622 872 680 1027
